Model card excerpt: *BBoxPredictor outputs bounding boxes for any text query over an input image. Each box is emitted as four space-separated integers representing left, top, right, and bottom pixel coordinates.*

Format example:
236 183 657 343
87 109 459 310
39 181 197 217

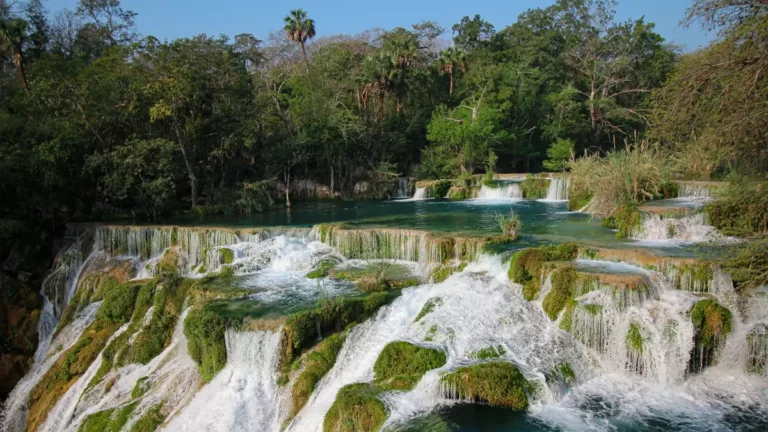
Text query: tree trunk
285 168 292 208
378 90 385 121
396 97 401 114
12 52 29 91
330 165 335 194
449 71 454 95
300 42 309 69
173 122 198 207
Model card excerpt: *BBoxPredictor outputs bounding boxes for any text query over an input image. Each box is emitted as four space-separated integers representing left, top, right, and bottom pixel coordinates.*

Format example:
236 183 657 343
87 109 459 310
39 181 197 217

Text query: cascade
632 213 733 244
394 177 409 198
477 183 523 200
412 187 429 200
545 176 570 201
677 183 717 199
164 329 286 432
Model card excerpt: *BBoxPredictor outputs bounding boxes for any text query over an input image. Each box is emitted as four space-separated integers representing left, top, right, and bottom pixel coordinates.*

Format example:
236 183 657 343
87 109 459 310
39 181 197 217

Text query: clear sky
45 0 715 51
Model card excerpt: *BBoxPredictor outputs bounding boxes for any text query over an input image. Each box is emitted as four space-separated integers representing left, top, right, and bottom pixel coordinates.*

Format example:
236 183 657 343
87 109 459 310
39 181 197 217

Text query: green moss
582 304 602 316
129 404 165 432
307 259 338 279
219 248 235 265
469 345 506 360
746 325 767 375
373 341 447 391
280 292 397 367
568 190 593 211
558 301 577 332
97 284 140 323
610 202 642 238
291 332 347 419
414 297 443 322
127 279 190 365
132 376 151 399
78 402 137 432
521 177 550 199
541 242 579 261
447 186 471 200
430 263 467 283
626 323 644 354
388 279 420 289
184 309 227 382
170 227 179 246
323 383 387 432
432 180 452 198
425 325 438 342
508 248 548 301
441 362 530 410
542 267 578 320
549 362 576 385
217 265 235 277
691 299 732 348
674 263 714 291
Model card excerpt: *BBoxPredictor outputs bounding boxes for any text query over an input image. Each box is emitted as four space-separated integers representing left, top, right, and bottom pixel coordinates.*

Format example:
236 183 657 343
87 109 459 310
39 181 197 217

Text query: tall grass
569 142 669 216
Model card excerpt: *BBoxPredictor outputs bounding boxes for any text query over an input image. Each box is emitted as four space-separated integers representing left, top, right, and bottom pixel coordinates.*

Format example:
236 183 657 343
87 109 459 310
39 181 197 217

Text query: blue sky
45 0 715 51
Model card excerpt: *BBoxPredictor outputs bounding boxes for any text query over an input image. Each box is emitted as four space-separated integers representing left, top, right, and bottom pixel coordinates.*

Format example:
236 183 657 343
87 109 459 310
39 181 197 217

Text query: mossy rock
521 177 550 199
430 263 467 283
78 402 137 432
688 299 732 373
626 323 644 354
674 262 714 292
129 404 165 432
280 292 396 367
469 345 506 360
441 362 530 410
323 383 388 432
290 332 347 419
307 259 339 279
131 376 151 399
184 308 227 382
414 297 443 322
548 362 576 386
508 249 548 300
373 341 446 391
542 267 578 320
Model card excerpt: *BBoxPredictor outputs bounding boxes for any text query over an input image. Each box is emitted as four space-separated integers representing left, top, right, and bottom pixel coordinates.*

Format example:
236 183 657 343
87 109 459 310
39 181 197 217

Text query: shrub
441 362 530 410
432 180 452 199
291 332 347 419
98 285 140 323
604 202 642 238
496 210 521 238
323 383 387 432
521 176 550 199
184 309 227 382
568 190 593 211
447 186 471 200
722 237 768 290
705 178 768 237
373 341 446 390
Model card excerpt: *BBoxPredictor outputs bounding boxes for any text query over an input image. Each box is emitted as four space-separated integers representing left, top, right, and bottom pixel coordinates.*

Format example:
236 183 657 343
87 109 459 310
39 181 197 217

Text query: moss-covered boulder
290 332 347 419
323 383 388 432
688 299 732 373
508 249 548 300
184 308 227 382
373 341 446 391
440 362 530 410
542 267 578 320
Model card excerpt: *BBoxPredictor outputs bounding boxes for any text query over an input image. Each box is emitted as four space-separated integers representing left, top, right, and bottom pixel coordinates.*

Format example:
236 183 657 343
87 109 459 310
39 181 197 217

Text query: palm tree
383 33 418 113
283 9 316 67
363 52 397 120
0 18 30 91
438 47 466 95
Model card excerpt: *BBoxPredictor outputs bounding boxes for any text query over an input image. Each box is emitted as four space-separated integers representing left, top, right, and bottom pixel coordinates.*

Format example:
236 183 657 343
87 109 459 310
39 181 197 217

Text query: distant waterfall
477 183 523 200
631 213 733 244
412 187 429 200
394 178 409 198
677 183 717 199
545 176 570 201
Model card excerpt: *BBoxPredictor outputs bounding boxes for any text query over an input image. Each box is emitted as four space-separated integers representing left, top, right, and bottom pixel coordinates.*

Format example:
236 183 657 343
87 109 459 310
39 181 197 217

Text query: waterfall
677 183 718 199
164 329 286 432
477 183 523 200
412 187 429 200
631 213 733 244
545 176 570 201
394 178 409 198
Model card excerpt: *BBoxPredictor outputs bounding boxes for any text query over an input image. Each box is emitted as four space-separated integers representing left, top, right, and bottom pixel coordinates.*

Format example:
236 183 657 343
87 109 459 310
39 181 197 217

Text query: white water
477 183 523 200
678 183 717 199
544 176 569 201
163 329 285 432
394 178 409 198
632 213 735 244
412 187 429 200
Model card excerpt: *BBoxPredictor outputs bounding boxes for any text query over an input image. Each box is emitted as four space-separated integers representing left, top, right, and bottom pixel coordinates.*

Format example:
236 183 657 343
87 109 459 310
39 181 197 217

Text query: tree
0 17 30 90
283 9 316 67
438 47 466 94
452 15 495 52
76 0 136 47
543 138 575 171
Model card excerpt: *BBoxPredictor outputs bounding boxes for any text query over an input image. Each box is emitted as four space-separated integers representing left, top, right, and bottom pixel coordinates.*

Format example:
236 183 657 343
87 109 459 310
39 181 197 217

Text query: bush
441 362 530 410
521 177 550 199
98 285 140 323
373 341 446 390
291 332 347 419
323 383 387 432
722 237 768 290
568 190 593 211
603 202 642 238
184 309 227 382
706 178 768 236
496 210 521 238
432 180 452 198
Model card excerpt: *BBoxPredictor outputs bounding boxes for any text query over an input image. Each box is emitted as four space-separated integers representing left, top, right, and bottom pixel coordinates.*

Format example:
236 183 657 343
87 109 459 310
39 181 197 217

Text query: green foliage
549 363 576 385
414 297 443 322
97 285 140 323
603 202 642 238
691 299 732 348
441 362 530 410
78 402 137 432
323 384 387 432
447 186 471 200
129 404 165 432
626 323 644 354
520 177 550 199
469 345 507 360
496 210 521 238
291 332 347 418
184 309 227 382
508 249 548 300
705 178 768 237
280 292 396 366
543 139 574 172
307 259 338 279
127 279 190 365
568 190 593 211
542 267 577 320
132 377 151 399
722 237 768 291
429 263 467 283
373 341 447 390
